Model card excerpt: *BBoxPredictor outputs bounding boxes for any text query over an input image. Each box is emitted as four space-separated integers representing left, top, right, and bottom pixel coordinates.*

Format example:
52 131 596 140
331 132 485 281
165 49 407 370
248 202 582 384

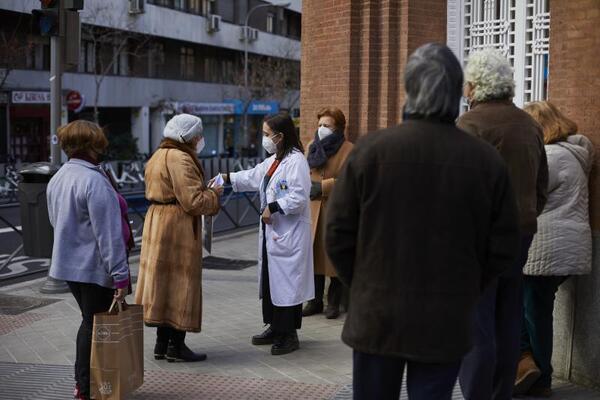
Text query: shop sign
177 102 235 115
247 101 279 115
11 91 51 104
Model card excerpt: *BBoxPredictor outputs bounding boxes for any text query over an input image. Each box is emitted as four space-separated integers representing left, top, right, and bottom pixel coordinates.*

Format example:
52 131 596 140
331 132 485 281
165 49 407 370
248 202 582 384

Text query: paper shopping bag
90 300 144 399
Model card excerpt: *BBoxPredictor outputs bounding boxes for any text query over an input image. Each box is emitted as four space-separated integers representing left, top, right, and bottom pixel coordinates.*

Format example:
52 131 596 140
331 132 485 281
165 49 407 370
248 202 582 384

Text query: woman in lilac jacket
47 120 131 400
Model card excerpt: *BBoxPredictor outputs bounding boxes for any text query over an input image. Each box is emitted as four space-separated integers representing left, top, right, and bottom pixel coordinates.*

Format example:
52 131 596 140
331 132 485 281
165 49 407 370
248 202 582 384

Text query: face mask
196 137 206 153
262 135 278 154
318 126 334 140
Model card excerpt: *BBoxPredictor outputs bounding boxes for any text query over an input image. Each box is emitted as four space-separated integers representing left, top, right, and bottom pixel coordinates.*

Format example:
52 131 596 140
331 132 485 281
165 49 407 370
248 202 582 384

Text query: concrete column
299 0 446 144
548 0 600 390
150 108 166 152
132 106 150 155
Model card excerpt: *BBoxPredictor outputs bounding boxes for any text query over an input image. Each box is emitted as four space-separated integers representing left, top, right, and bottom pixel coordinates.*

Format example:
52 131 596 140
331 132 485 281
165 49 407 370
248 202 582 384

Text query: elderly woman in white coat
219 113 313 356
515 101 595 398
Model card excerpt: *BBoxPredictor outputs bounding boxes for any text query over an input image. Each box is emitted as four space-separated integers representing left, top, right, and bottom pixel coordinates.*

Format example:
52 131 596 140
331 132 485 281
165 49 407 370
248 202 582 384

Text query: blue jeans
353 351 460 400
521 275 569 389
459 235 533 400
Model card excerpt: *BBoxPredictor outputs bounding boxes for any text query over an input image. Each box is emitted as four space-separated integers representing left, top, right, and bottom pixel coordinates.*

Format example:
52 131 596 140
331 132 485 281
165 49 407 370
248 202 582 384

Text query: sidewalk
0 229 598 399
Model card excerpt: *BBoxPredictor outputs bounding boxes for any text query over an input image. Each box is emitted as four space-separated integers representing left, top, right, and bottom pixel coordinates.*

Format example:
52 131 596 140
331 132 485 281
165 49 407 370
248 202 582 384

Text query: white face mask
262 135 278 154
196 137 206 153
318 126 334 140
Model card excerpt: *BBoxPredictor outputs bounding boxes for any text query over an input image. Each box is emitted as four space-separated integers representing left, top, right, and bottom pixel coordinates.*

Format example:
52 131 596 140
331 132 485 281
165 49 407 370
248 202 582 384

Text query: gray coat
525 135 595 276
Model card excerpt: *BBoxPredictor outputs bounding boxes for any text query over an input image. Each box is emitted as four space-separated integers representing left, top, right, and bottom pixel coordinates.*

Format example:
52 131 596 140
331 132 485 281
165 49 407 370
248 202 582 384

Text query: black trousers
353 351 460 400
314 275 343 307
459 235 534 400
261 223 302 334
156 326 187 345
67 281 114 397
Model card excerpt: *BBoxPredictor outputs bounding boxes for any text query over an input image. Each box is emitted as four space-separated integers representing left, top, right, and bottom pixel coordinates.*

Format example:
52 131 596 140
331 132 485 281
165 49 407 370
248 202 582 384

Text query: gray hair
465 49 515 102
404 43 463 122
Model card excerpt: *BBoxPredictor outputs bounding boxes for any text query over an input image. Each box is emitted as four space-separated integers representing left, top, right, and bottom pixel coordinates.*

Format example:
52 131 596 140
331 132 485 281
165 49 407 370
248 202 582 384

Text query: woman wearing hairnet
135 113 224 362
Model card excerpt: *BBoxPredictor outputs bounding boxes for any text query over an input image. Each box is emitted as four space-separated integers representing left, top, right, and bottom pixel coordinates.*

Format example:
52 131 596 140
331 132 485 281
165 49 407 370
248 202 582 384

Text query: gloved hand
310 181 322 200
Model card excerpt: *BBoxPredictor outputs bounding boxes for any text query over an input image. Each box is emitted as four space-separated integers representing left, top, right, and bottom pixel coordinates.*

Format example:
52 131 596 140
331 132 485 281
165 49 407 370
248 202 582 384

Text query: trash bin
18 162 60 258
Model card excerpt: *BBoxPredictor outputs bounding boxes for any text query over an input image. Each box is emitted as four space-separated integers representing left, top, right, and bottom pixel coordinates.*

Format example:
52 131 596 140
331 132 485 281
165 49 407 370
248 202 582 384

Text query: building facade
0 0 301 161
301 0 600 390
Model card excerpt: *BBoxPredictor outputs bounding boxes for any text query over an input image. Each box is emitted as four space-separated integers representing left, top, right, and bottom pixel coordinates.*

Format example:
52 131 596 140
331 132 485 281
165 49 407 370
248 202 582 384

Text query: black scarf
307 131 345 169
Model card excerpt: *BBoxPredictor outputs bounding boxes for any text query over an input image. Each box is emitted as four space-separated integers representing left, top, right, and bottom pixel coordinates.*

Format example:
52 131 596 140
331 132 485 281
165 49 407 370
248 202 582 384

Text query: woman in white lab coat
220 113 314 356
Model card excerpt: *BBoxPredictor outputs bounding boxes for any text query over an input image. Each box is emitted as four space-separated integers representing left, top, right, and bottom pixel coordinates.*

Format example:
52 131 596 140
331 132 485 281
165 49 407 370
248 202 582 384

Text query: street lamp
243 1 291 151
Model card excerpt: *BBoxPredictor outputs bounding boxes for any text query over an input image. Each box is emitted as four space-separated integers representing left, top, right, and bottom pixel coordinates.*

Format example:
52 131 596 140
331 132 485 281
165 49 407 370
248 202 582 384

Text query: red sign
41 0 57 7
66 90 85 112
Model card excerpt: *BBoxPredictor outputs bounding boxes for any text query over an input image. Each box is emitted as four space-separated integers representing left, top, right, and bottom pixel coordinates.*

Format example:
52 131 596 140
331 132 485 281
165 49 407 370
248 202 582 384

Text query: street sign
11 91 51 104
66 90 84 112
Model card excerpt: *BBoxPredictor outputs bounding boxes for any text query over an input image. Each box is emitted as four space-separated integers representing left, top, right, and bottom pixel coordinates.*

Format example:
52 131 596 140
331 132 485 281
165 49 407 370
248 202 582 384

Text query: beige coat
308 140 354 277
135 148 220 332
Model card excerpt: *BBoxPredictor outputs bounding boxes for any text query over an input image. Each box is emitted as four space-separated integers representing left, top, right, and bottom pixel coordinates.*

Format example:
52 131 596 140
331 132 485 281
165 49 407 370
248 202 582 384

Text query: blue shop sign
248 101 279 115
223 99 280 115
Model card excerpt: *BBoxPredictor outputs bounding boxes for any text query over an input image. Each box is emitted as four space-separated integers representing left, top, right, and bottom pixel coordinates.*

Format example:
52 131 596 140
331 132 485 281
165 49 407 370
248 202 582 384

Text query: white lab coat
230 150 315 306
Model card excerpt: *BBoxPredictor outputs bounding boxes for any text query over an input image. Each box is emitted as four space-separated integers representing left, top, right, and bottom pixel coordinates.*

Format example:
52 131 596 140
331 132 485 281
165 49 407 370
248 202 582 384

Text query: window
188 0 202 14
202 0 215 16
173 0 185 11
180 46 195 79
149 43 165 78
267 13 275 34
85 41 96 73
447 0 550 106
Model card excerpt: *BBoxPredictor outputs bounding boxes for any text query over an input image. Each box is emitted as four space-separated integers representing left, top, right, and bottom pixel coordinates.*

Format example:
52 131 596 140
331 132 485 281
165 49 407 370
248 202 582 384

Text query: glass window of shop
199 115 220 157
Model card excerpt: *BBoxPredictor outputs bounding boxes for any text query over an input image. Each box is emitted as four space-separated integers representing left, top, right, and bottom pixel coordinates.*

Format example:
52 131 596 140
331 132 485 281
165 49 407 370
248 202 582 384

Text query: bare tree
81 2 149 122
227 42 301 110
0 15 32 91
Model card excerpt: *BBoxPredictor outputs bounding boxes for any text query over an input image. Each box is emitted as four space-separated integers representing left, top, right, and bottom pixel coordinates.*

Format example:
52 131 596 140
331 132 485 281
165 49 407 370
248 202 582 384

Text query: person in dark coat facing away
325 43 521 400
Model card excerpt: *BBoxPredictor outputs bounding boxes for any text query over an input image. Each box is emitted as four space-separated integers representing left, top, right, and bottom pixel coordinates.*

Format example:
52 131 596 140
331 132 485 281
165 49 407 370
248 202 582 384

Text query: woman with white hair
458 49 549 400
135 113 224 362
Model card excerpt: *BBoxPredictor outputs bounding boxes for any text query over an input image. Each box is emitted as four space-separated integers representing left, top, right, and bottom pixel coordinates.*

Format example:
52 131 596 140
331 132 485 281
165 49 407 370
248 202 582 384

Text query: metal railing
0 156 262 282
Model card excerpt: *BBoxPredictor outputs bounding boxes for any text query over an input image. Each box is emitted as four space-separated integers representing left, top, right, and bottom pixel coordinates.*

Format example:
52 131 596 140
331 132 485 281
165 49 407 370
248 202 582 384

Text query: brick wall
548 0 600 230
300 0 446 144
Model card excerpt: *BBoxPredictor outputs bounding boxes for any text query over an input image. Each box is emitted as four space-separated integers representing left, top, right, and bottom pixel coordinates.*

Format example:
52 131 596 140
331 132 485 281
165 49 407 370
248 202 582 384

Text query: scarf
307 131 345 169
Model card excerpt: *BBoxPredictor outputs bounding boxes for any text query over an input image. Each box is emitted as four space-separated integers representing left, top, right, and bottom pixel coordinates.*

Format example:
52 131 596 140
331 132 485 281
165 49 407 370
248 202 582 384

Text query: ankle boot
325 277 342 319
514 351 541 395
166 342 207 362
271 331 300 355
252 326 276 345
325 303 340 319
154 340 168 360
302 300 323 316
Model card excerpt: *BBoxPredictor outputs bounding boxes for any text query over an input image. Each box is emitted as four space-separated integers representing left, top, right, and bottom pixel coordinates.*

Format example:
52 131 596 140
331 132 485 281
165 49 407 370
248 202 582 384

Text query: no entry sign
66 90 85 113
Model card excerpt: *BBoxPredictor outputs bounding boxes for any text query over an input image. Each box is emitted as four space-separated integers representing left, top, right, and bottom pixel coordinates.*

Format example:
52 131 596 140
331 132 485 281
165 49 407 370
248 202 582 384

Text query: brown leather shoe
514 352 542 395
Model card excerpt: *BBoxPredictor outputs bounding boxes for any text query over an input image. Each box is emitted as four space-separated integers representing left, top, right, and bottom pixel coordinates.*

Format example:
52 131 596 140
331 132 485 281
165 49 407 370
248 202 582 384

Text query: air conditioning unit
239 26 259 42
249 27 258 41
129 0 145 14
206 14 221 33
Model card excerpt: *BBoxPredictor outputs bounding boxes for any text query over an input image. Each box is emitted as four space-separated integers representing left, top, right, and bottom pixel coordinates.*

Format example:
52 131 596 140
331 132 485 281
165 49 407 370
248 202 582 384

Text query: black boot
166 342 207 362
166 329 207 362
154 341 168 360
303 275 325 316
252 326 276 345
302 299 324 316
154 327 170 360
325 277 342 319
271 331 300 355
